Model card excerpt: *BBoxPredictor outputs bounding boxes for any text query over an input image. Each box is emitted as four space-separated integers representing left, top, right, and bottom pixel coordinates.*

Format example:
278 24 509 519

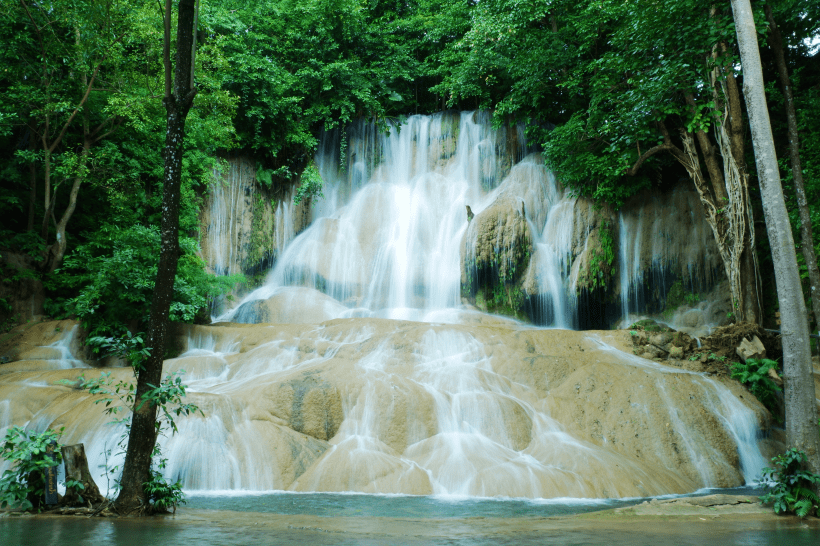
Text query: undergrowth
760 449 820 518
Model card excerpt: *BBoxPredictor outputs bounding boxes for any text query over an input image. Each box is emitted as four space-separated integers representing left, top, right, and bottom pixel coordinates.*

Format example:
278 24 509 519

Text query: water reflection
2 514 816 546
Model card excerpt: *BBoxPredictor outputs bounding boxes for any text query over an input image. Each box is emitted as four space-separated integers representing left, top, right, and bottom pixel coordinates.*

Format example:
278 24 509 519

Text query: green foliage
144 453 186 513
86 331 151 369
207 0 443 174
293 164 325 206
586 220 614 290
0 427 63 511
730 358 781 413
663 280 700 318
49 224 242 339
760 449 820 518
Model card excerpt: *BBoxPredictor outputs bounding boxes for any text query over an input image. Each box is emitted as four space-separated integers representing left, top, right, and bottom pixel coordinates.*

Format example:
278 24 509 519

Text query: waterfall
0 112 770 502
617 187 724 330
220 112 589 326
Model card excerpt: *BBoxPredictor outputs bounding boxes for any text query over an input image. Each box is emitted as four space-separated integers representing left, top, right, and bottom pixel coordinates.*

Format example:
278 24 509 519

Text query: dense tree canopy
0 0 818 337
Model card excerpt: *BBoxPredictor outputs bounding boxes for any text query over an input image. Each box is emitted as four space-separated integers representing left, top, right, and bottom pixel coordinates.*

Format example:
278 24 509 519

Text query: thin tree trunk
114 0 198 515
730 0 820 475
765 5 820 339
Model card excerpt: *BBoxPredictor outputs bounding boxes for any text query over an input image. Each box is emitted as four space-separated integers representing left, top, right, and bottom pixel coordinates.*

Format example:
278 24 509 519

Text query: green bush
730 358 781 413
760 449 820 518
144 453 186 514
49 224 243 341
293 164 324 206
0 427 63 511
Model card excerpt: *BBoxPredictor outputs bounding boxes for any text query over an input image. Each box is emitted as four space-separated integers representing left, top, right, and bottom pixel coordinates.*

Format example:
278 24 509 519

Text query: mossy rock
628 319 671 333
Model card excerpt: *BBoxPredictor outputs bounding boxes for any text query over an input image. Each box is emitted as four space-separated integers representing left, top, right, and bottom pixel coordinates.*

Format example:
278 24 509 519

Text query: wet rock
232 288 347 324
681 309 704 328
267 372 344 441
641 346 665 359
0 321 776 498
462 193 532 284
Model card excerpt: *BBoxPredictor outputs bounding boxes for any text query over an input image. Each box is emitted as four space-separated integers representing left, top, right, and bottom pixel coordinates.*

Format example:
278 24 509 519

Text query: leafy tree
762 0 820 338
2 0 134 273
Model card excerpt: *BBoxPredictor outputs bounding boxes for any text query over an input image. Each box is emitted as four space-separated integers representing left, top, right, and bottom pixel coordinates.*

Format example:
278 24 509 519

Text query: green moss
247 193 276 281
584 219 614 291
663 280 700 318
629 318 665 332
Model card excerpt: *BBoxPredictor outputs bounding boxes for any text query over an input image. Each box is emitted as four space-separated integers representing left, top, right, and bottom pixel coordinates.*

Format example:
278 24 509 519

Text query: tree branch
626 142 671 176
47 64 100 153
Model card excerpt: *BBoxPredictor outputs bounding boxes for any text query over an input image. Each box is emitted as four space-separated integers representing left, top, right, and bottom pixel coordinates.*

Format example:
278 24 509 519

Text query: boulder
735 335 766 363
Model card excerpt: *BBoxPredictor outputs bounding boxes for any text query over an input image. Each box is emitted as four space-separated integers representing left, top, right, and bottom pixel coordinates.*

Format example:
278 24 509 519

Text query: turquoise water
2 489 817 545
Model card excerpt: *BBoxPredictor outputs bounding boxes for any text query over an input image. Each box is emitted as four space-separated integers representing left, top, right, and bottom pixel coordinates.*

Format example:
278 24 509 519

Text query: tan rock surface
0 319 777 498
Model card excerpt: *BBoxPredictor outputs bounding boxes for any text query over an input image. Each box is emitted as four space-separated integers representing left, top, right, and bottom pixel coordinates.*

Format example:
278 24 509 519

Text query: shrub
0 427 63 511
760 449 820 518
730 358 781 413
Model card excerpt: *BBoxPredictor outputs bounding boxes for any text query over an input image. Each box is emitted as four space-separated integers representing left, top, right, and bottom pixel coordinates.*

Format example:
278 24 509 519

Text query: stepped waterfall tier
0 112 777 500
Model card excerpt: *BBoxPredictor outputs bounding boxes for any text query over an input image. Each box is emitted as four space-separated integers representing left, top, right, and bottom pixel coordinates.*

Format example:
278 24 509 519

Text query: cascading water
201 157 298 315
0 112 771 501
221 112 586 327
617 187 724 333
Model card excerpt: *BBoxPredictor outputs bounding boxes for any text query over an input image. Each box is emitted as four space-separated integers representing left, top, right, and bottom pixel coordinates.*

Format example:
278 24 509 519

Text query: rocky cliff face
458 154 723 330
198 157 312 314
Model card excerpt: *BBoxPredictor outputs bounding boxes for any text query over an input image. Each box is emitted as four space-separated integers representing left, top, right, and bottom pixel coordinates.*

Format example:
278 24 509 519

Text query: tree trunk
730 0 820 475
681 92 761 324
42 138 90 273
114 0 198 515
765 5 820 339
61 443 105 506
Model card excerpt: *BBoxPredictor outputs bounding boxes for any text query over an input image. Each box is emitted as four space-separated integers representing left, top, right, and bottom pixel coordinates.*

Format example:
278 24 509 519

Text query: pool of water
2 488 817 546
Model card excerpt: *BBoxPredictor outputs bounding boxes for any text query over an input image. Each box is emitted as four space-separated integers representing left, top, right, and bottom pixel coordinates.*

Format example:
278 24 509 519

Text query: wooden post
43 441 59 505
61 444 105 506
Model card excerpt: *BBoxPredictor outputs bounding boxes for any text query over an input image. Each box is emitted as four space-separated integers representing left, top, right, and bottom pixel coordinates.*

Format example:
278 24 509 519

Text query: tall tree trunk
114 0 198 515
720 56 763 324
730 0 820 475
765 5 820 339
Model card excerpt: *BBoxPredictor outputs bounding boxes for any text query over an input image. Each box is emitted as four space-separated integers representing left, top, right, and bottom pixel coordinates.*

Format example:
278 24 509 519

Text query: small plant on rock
760 449 820 517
